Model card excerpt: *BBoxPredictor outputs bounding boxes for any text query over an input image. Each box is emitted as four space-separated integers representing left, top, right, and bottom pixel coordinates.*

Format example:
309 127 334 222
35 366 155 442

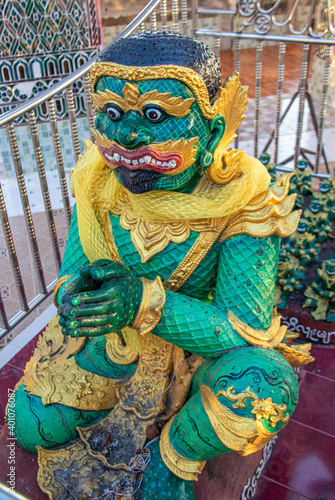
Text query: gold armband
227 310 286 348
53 275 73 307
131 276 166 335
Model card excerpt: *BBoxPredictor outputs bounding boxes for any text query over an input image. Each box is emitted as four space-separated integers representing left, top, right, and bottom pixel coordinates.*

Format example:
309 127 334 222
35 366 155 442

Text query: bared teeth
105 149 178 170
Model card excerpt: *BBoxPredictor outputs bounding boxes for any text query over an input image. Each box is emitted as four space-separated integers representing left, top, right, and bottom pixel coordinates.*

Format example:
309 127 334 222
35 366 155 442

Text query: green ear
200 114 225 168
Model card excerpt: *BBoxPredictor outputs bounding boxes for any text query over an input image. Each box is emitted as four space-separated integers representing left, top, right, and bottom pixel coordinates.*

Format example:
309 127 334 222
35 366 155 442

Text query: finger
61 276 87 297
61 276 100 304
79 259 114 278
64 314 116 329
66 282 120 306
64 288 114 306
59 300 117 318
63 325 117 338
89 262 133 281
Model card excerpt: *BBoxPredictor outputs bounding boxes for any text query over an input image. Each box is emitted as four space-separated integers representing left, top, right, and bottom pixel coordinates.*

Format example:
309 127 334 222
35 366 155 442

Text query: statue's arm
54 205 90 306
58 205 90 277
152 234 281 357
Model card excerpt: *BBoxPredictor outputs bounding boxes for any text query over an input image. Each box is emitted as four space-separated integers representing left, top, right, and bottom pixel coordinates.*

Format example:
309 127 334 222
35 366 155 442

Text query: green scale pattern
58 207 280 358
215 234 281 330
59 206 90 278
109 212 219 299
57 209 248 358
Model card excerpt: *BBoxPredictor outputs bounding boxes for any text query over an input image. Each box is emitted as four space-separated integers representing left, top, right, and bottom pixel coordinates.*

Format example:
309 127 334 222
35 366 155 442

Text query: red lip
100 145 182 173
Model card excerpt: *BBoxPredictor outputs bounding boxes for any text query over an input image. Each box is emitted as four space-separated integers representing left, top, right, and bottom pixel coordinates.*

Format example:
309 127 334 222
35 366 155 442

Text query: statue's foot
141 439 195 500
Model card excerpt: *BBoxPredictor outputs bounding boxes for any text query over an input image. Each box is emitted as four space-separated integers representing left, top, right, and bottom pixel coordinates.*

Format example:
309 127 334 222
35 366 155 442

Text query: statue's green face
92 76 224 194
296 220 308 233
296 160 308 171
309 200 322 214
319 181 331 194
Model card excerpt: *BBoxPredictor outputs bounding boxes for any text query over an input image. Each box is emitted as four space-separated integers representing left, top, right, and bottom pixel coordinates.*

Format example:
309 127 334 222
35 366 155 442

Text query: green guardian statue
7 32 311 500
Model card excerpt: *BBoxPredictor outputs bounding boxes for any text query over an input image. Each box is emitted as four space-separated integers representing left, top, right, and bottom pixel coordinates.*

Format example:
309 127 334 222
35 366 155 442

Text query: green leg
169 347 298 462
11 335 138 453
142 347 298 499
9 384 109 453
74 335 137 378
141 439 195 500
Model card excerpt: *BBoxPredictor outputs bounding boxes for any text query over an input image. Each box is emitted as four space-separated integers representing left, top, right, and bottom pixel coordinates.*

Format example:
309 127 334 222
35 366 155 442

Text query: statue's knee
194 347 298 414
166 347 298 465
189 346 298 450
7 383 109 453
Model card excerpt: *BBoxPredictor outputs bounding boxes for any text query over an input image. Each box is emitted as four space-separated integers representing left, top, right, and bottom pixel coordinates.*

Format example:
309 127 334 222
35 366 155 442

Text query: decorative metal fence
0 0 334 345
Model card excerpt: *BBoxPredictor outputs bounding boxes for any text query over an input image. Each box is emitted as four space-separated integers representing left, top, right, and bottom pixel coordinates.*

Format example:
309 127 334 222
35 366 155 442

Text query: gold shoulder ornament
220 173 301 241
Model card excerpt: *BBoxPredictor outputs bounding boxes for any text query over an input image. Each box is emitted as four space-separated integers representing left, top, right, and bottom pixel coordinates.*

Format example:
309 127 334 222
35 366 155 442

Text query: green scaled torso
59 205 280 359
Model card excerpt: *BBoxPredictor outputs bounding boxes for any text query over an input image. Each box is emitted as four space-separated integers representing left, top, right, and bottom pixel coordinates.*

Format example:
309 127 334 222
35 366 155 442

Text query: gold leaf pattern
200 385 279 456
21 317 119 411
91 83 195 117
227 310 287 348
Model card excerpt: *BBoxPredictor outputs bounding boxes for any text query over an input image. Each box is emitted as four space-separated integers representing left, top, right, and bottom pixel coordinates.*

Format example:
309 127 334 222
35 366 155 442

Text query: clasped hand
58 260 143 337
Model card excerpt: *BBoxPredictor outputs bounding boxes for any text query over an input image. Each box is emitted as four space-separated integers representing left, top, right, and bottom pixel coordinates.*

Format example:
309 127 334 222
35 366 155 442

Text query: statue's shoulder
220 172 300 242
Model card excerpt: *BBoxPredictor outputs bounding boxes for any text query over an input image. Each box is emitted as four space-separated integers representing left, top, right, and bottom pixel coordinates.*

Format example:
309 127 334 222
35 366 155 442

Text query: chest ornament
119 211 224 264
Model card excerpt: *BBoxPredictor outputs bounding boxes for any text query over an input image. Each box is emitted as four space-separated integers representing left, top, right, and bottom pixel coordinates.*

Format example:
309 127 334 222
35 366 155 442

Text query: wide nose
114 111 153 148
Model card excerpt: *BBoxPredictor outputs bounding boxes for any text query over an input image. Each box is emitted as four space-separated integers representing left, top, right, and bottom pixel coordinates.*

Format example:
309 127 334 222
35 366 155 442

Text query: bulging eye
103 103 124 121
143 105 168 123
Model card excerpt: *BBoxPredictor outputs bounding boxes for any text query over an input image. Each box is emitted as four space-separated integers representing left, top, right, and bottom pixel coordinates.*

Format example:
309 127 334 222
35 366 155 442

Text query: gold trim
164 217 228 292
200 385 279 456
90 62 216 120
91 83 195 118
220 174 300 242
275 342 315 367
250 398 289 427
118 207 226 265
227 311 287 348
105 332 139 364
207 75 249 184
216 385 289 428
21 316 119 411
131 276 166 335
160 417 206 481
217 385 258 409
53 275 72 307
93 128 198 177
